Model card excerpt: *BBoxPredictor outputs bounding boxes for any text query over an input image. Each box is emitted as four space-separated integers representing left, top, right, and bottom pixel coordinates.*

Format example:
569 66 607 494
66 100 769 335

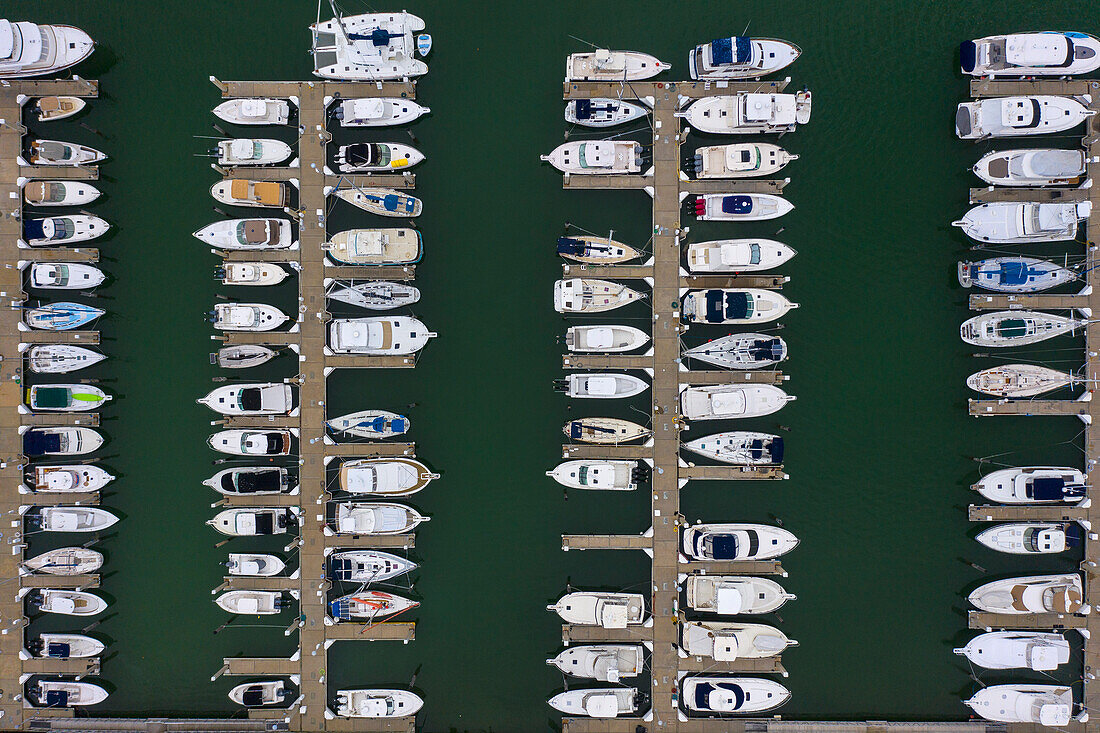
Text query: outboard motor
637 145 653 166
693 152 704 176
552 379 570 393
207 310 218 323
212 266 227 281
631 463 651 484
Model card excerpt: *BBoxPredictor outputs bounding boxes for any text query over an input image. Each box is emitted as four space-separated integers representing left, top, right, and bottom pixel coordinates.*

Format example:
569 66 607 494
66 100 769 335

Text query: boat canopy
1028 477 1084 501
1026 149 1084 177
711 390 747 416
227 470 281 494
229 139 260 160
705 291 751 322
1008 34 1072 67
345 143 388 167
711 36 753 66
579 142 616 169
45 642 71 658
24 430 62 455
696 681 744 711
751 338 785 361
998 262 1030 286
721 195 754 214
996 318 1029 338
715 585 745 614
43 690 70 708
557 237 589 256
33 387 71 409
585 328 614 348
353 99 386 119
600 602 630 628
240 99 269 117
584 693 620 717
241 687 265 706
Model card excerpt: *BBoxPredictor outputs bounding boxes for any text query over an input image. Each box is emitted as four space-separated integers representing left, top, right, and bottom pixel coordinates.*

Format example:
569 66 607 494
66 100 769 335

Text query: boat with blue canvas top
682 289 797 325
973 467 1086 505
311 11 429 81
23 215 108 246
22 427 102 456
331 187 422 217
24 302 103 330
689 36 800 80
565 98 646 128
959 257 1075 292
326 409 409 439
682 431 783 465
557 235 641 264
681 523 799 561
960 310 1084 347
683 334 788 370
329 549 417 583
693 193 792 221
681 676 789 715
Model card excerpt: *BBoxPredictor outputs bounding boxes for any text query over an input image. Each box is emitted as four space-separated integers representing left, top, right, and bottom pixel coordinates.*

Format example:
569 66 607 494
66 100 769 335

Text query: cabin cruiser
969 574 1085 615
329 316 435 355
207 508 295 536
548 688 640 718
204 467 294 496
953 202 1089 244
198 383 294 415
564 418 651 444
973 148 1087 187
966 364 1075 398
958 256 1075 292
229 681 286 707
324 228 422 265
216 590 291 615
24 214 109 246
210 303 289 332
683 334 787 370
22 427 102 456
311 12 430 81
547 460 645 491
216 262 288 287
566 49 668 81
334 97 429 127
964 684 1077 726
557 235 641 264
680 621 794 659
330 549 417 583
26 384 109 412
960 311 1084 347
565 325 649 353
23 180 100 207
693 143 796 179
554 373 648 399
34 95 85 121
548 591 647 628
682 289 797 325
972 466 1086 504
23 548 102 575
694 193 793 221
689 36 800 79
30 633 104 659
336 142 424 172
681 385 794 420
28 263 106 290
27 139 105 166
31 464 113 493
962 32 1100 76
216 138 292 166
956 96 1095 139
327 281 420 310
329 590 418 621
681 523 799 561
194 218 294 250
26 344 104 373
30 589 106 616
28 507 117 533
338 458 437 496
334 689 424 718
211 179 288 208
227 553 286 577
686 239 795 272
333 502 428 535
565 98 646 128
214 345 276 369
547 645 644 681
976 522 1081 554
208 429 293 456
0 20 94 78
684 575 796 615
330 187 422 216
683 92 811 134
24 301 102 330
681 677 790 715
213 98 292 126
955 632 1070 671
554 279 642 313
541 140 645 174
28 680 107 708
682 431 783 465
326 409 408 438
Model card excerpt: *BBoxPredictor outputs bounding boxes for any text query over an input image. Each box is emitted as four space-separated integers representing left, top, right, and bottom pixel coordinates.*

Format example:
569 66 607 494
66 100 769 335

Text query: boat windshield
43 183 65 202
1023 527 1044 552
577 465 589 485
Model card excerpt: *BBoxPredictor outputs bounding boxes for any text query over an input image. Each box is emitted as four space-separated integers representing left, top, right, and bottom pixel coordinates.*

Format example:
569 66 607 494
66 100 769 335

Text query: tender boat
960 310 1084 347
22 547 102 575
227 553 286 577
34 96 85 122
329 316 435 355
208 429 293 456
30 633 104 659
204 467 294 496
207 508 295 536
683 334 787 370
694 193 793 221
961 32 1100 76
28 263 106 290
31 464 113 493
332 502 428 535
682 431 784 465
968 574 1084 614
22 427 102 456
0 20 94 78
541 140 645 174
210 302 289 331
555 373 648 399
546 460 644 491
683 289 797 325
198 383 294 416
966 364 1075 397
213 98 291 126
28 507 117 533
229 681 286 707
681 385 794 420
953 201 1089 244
956 96 1095 139
214 345 276 369
680 620 794 659
958 256 1075 292
330 549 417 583
23 181 100 207
216 262 289 287
566 49 669 81
23 214 109 246
973 148 1087 187
681 676 790 715
557 235 641 264
216 138 292 166
28 680 107 708
548 688 640 718
565 98 646 128
686 239 795 273
216 590 290 615
31 589 106 616
334 689 424 718
336 142 424 172
211 179 288 208
965 684 1076 726
972 466 1086 504
554 279 642 313
193 218 294 250
338 458 437 496
27 384 110 412
547 645 643 681
330 187 421 217
24 301 103 331
689 36 801 79
310 12 430 81
327 280 420 310
683 92 811 134
324 228 422 265
682 523 798 561
334 97 429 127
976 522 1081 554
26 344 104 374
955 632 1070 671
548 591 646 627
684 575 796 615
694 143 796 179
326 409 409 439
329 590 418 621
563 417 651 444
565 324 649 352
28 139 105 166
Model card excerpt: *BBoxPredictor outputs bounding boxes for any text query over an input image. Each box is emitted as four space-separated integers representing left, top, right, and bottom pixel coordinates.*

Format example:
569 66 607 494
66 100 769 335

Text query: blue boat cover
709 534 739 560
382 194 402 212
569 422 583 440
724 292 751 321
329 598 352 620
44 690 69 707
23 218 46 241
998 262 1029 286
46 642 70 658
704 290 725 322
711 38 734 65
391 418 408 433
721 195 753 214
694 682 743 711
1031 477 1072 501
1067 523 1084 547
574 99 593 120
749 338 784 361
735 36 752 63
23 430 61 456
347 29 400 47
960 41 977 73
770 437 784 463
557 237 587 256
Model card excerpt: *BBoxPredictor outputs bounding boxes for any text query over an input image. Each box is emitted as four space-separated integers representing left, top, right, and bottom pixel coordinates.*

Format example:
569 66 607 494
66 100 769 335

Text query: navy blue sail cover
574 99 593 120
999 261 1029 286
557 237 588 256
769 437 785 463
721 195 753 214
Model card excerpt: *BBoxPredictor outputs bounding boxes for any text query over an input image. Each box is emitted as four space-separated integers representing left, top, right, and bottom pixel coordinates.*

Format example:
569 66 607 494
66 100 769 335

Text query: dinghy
953 201 1089 244
683 431 784 465
198 383 294 416
26 345 104 374
210 303 289 331
329 590 418 621
216 262 289 286
310 11 429 81
960 310 1084 347
214 345 276 369
229 681 286 707
541 140 645 174
694 193 793 221
682 523 798 561
683 334 787 370
28 139 105 166
956 96 1095 139
208 429 293 456
332 502 428 535
335 689 424 718
547 645 644 681
565 98 646 128
554 279 642 313
23 214 109 245
683 92 811 134
28 507 118 533
216 138 292 166
336 142 424 172
566 49 669 81
24 302 103 330
28 263 106 290
685 575 796 615
973 148 1087 187
334 97 429 127
693 143 796 179
976 523 1080 554
681 676 790 714
22 548 102 575
32 464 113 492
967 364 1075 397
681 385 794 420
549 688 640 718
327 281 421 310
546 460 645 491
329 316 435 355
193 218 294 250
338 458 437 497
955 632 1070 671
680 621 794 659
23 427 102 456
207 508 295 536
31 633 104 659
27 384 110 412
330 549 417 583
211 179 288 208
330 187 421 217
548 592 647 627
31 589 106 616
324 228 422 265
213 98 291 126
23 181 100 207
216 590 290 615
961 32 1100 76
563 418 651 444
554 373 648 399
0 20 94 78
973 466 1086 504
690 36 801 79
204 467 294 496
683 289 797 325
326 410 409 439
35 96 85 122
227 553 286 577
686 239 795 273
565 325 649 352
958 257 1075 292
964 684 1076 726
28 680 107 708
556 235 641 264
969 574 1084 614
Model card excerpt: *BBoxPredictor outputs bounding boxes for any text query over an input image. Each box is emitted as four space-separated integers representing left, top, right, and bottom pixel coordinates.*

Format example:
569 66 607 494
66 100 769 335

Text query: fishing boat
207 508 295 537
690 36 801 79
23 214 109 246
335 689 424 718
0 20 94 78
683 334 787 370
681 385 794 420
330 187 422 217
193 218 294 250
540 140 646 174
28 263 106 290
683 289 797 325
211 179 288 208
334 97 430 127
965 684 1077 726
23 181 100 207
338 458 437 497
563 418 651 444
683 92 811 134
554 373 648 399
547 646 643 683
27 384 110 412
956 96 1095 139
961 32 1100 76
554 279 642 313
960 310 1084 347
329 590 418 621
556 235 641 264
204 467 294 496
548 592 647 627
31 589 106 616
22 427 102 456
681 676 790 715
973 148 1087 187
216 138 292 166
966 364 1076 397
216 262 289 287
31 464 113 493
565 49 669 81
976 522 1080 554
326 409 409 439
28 139 105 166
682 523 798 561
686 239 796 273
565 325 650 352
958 257 1075 292
332 502 429 535
310 11 430 81
973 466 1086 504
684 575 796 615
210 303 289 332
215 590 290 615
680 621 795 659
693 193 793 221
955 632 1070 671
693 143 797 179
683 431 784 465
26 345 104 374
28 680 107 708
28 507 117 533
336 142 424 172
327 281 420 310
546 460 645 491
324 228 422 265
30 633 104 659
198 383 294 416
213 345 276 369
565 98 646 127
329 316 435 355
549 688 640 718
22 547 102 575
969 574 1084 614
330 549 417 583
208 429 293 456
229 681 286 707
213 98 291 126
953 201 1089 244
34 96 85 121
227 553 286 577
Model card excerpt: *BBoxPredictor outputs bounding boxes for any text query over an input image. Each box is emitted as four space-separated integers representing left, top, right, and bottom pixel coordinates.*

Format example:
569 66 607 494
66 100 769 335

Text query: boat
334 97 430 127
28 680 107 708
966 364 1076 397
334 689 424 718
563 418 651 444
330 187 421 217
329 549 417 583
693 193 793 221
565 325 649 353
681 385 794 420
0 20 94 78
548 591 646 627
22 547 102 575
693 143 797 179
213 98 291 126
34 96 85 121
23 180 100 207
211 179 288 208
973 148 1087 187
956 96 1095 139
961 32 1100 76
326 410 409 439
207 508 295 536
26 344 104 374
335 142 424 172
955 632 1070 671
216 262 289 287
684 575 796 615
683 334 787 370
30 589 106 616
28 263 106 290
686 239 796 273
554 279 642 313
540 141 645 174
215 590 290 615
565 98 646 128
556 235 641 264
960 310 1085 347
204 467 294 496
30 633 104 659
682 523 799 561
324 228 422 265
683 92 811 134
208 429 293 456
28 507 118 533
28 139 105 166
337 457 438 496
690 35 800 79
554 373 648 399
332 502 429 535
682 431 784 465
216 138 292 166
229 681 286 707
27 384 110 412
565 49 669 81
973 466 1086 504
23 214 109 246
310 12 430 81
31 464 113 492
327 281 421 310
329 316 435 355
976 522 1081 554
968 574 1084 614
24 301 103 330
329 590 418 621
214 345 276 369
198 383 294 416
548 688 640 718
958 256 1075 292
680 620 794 659
546 645 644 681
210 303 289 332
952 202 1089 244
193 218 294 250
227 553 286 577
22 427 102 456
682 289 798 325
681 676 790 715
546 460 645 491
965 684 1076 726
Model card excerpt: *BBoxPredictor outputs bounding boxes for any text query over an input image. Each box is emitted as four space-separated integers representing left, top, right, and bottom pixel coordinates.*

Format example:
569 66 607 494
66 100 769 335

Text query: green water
10 0 1098 728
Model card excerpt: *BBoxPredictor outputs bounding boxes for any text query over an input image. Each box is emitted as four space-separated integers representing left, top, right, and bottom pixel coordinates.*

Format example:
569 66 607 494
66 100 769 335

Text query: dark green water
10 0 1097 728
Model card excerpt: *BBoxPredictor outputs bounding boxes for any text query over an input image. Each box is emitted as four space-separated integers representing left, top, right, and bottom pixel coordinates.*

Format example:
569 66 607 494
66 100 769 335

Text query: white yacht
955 632 1070 671
0 20 93 78
329 316 435 355
217 262 289 287
214 345 276 369
327 281 420 310
693 193 793 221
953 201 1089 244
198 383 294 416
211 179 287 208
28 263 105 290
22 426 103 456
31 464 113 493
28 680 107 708
194 218 294 250
681 385 794 420
689 37 800 79
26 344 105 374
680 621 794 660
973 148 1087 187
23 547 102 575
213 98 291 126
210 303 289 332
227 553 286 577
334 97 429 127
683 92 811 134
681 676 790 714
23 180 99 207
31 507 117 533
693 143 796 179
548 688 640 718
207 508 295 537
564 418 651 444
958 256 1075 293
682 289 797 325
566 49 668 81
215 590 291 615
682 523 798 561
333 502 428 535
565 98 646 128
32 589 106 616
31 633 104 659
216 138 292 166
548 591 646 628
556 235 641 264
336 142 423 172
972 466 1085 504
960 310 1085 347
23 214 109 246
962 32 1100 76
334 689 424 718
28 139 105 166
967 364 1076 397
324 228 421 265
208 429 293 456
956 96 1095 139
965 684 1076 726
683 431 784 465
311 12 429 81
683 334 787 370
554 279 642 313
330 549 417 583
205 467 293 496
541 140 645 174
229 681 286 707
547 645 643 681
26 384 109 412
686 239 795 272
555 373 648 399
976 522 1079 554
326 409 409 438
968 574 1084 614
338 458 437 497
547 460 642 491
565 325 649 352
684 575 796 615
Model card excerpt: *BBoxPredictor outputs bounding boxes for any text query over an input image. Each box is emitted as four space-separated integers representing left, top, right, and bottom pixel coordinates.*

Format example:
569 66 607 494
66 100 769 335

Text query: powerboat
336 142 424 172
334 97 429 127
686 239 796 273
684 575 796 614
329 590 418 621
330 187 422 217
23 427 103 456
556 235 641 264
962 32 1100 76
204 467 294 496
681 385 794 420
956 96 1095 139
683 92 811 134
682 289 797 325
972 466 1086 504
547 645 644 681
548 591 646 627
694 143 797 179
227 553 286 577
26 344 104 373
958 257 1075 292
216 138 292 166
693 193 793 221
211 179 288 208
960 311 1084 347
565 325 649 352
207 508 295 536
27 507 117 533
681 676 790 715
216 262 289 286
35 95 85 121
324 228 422 265
683 334 787 370
973 148 1087 187
32 464 114 493
310 12 430 81
548 688 640 718
28 680 107 708
968 574 1084 614
214 98 291 125
554 279 642 313
326 410 409 438
330 549 417 583
30 633 104 659
28 263 106 290
0 20 94 78
27 384 110 412
193 218 294 250
952 202 1089 243
966 364 1075 397
338 458 437 496
334 689 424 718
27 139 105 166
554 373 648 399
563 418 651 444
327 281 420 310
210 303 289 331
680 620 794 659
229 681 286 707
24 302 103 330
328 316 436 355
24 214 109 245
22 547 102 575
215 590 291 615
197 383 294 415
23 180 100 207
682 431 784 465
955 632 1070 671
976 522 1081 554
689 37 800 79
332 502 428 535
31 589 106 616
208 429 293 456
565 98 646 128
546 460 644 491
682 523 798 561
214 345 276 369
541 140 645 174
566 49 669 81
964 684 1076 726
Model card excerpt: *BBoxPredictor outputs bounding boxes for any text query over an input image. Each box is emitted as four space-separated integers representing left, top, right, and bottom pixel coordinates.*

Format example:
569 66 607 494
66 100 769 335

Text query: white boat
555 373 648 399
0 20 94 78
211 179 287 208
956 96 1095 139
682 523 798 561
216 138 292 166
683 334 787 370
229 681 286 707
22 427 103 456
30 507 118 533
541 140 645 174
682 431 784 465
216 590 290 615
683 289 797 325
681 385 794 420
556 235 641 264
973 148 1087 187
965 684 1075 726
976 522 1080 554
31 464 113 493
208 429 293 456
330 187 422 217
681 676 790 714
29 680 107 708
330 550 417 583
26 344 105 374
193 218 294 250
548 688 639 718
969 574 1084 614
684 575 796 615
198 383 294 416
213 98 291 126
204 467 294 496
547 645 643 681
686 239 795 273
547 460 642 491
693 143 797 179
214 345 276 369
23 214 109 246
955 632 1070 671
972 466 1086 504
689 36 800 79
27 384 110 412
693 193 793 221
564 418 651 444
336 142 423 172
958 256 1075 292
334 97 429 127
227 553 286 577
23 180 100 207
210 302 289 331
565 325 649 353
335 689 424 718
554 279 642 313
548 591 646 628
960 310 1084 347
324 228 421 265
966 364 1075 397
22 547 102 575
329 590 418 621
333 502 428 535
326 410 409 439
207 508 295 536
217 262 289 287
683 92 811 134
953 201 1089 244
28 139 105 166
565 98 646 128
311 12 429 81
338 457 437 496
327 281 420 310
329 316 435 355
28 263 105 290
962 32 1100 76
681 620 794 659
24 301 103 330
32 589 106 616
32 633 104 659
566 49 669 81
